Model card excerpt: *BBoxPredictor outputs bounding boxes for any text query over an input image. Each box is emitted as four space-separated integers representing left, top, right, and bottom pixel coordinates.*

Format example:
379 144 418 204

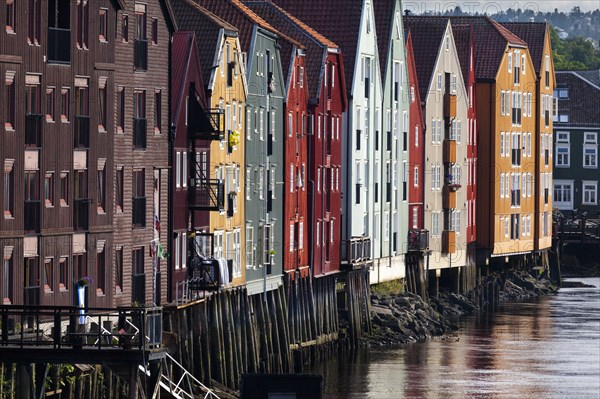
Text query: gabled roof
170 0 238 89
501 22 548 76
404 30 423 125
245 0 339 100
555 71 600 127
273 0 365 93
451 24 473 88
402 17 448 100
196 0 302 53
171 32 208 123
372 0 395 81
407 16 528 82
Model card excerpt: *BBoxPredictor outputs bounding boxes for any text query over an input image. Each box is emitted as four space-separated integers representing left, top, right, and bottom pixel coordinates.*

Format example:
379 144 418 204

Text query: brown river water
310 278 600 399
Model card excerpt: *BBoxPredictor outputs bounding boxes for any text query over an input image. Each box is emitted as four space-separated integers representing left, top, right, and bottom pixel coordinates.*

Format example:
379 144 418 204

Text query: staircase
140 352 220 399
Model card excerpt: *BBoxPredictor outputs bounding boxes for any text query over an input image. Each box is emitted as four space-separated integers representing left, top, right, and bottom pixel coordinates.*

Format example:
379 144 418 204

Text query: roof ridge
262 1 339 48
486 16 527 46
229 0 304 48
180 0 239 31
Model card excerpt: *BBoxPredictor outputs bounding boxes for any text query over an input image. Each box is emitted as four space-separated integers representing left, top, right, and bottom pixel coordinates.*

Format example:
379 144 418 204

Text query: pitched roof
244 0 339 100
402 17 448 100
273 0 364 93
555 71 600 127
451 24 473 87
407 16 529 82
501 22 548 75
196 0 302 52
170 0 238 88
372 0 395 81
171 32 207 122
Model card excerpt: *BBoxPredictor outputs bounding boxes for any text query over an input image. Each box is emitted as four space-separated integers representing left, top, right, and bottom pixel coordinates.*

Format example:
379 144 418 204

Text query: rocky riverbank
362 270 557 347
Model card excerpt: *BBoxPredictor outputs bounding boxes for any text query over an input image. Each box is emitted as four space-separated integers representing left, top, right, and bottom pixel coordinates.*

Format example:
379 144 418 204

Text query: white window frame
583 145 597 168
582 181 598 205
555 144 570 168
553 180 573 210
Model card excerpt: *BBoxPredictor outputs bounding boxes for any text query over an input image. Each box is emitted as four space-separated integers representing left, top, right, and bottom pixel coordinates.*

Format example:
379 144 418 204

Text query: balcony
442 230 456 254
25 114 42 147
47 27 71 64
133 118 147 149
74 115 90 149
443 185 458 209
73 198 90 231
341 236 372 269
134 39 148 71
24 200 40 234
408 229 429 252
443 139 457 164
444 93 457 120
133 196 146 227
189 179 224 211
187 82 225 141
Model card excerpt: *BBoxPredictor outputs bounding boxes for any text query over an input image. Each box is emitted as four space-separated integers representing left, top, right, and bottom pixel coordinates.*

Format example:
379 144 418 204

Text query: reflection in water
311 278 600 399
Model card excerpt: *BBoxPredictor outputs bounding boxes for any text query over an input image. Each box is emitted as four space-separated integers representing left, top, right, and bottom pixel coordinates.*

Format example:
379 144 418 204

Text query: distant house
553 70 600 214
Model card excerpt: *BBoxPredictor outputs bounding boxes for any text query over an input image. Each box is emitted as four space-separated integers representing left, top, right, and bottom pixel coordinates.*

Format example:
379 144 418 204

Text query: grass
370 279 405 296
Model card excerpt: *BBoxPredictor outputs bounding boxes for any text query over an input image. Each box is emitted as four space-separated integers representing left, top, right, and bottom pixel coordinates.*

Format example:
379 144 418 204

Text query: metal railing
0 305 162 351
342 237 372 264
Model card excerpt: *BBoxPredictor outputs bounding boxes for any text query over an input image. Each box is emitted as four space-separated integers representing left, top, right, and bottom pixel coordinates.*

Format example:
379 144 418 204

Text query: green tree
551 27 600 70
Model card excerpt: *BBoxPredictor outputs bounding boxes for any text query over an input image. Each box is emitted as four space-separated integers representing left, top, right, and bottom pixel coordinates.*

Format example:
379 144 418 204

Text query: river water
312 278 600 399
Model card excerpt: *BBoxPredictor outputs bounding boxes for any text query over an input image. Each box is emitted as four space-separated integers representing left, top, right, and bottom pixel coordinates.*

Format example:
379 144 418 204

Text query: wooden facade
1 0 123 308
406 31 424 232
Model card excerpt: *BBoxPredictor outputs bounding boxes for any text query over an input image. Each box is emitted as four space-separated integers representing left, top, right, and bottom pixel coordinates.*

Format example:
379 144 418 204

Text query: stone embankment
362 270 557 347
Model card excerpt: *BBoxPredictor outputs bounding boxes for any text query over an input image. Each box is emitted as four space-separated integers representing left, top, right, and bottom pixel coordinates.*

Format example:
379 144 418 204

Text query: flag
153 214 161 234
157 241 168 260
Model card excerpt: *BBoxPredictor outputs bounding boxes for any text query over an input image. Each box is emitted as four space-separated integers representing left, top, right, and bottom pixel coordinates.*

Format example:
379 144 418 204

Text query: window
122 14 129 42
135 3 147 40
115 248 123 293
366 5 371 33
96 247 105 295
181 233 187 269
182 152 187 188
174 234 180 270
431 212 440 236
555 144 570 167
512 91 521 125
511 133 521 166
116 87 124 132
450 210 461 233
58 257 68 291
4 72 15 130
393 61 400 101
114 166 123 211
554 181 573 209
584 132 597 144
97 161 106 213
437 73 442 91
583 181 598 205
44 172 54 207
508 52 512 73
243 225 254 269
154 90 161 133
57 171 68 206
99 8 108 42
511 174 521 207
132 169 145 227
77 0 89 49
2 251 13 304
500 173 505 198
151 18 158 45
414 166 419 187
5 0 15 33
545 55 550 87
584 145 597 168
4 160 14 217
510 214 520 240
414 125 419 147
45 88 55 122
363 57 371 98
98 78 107 131
44 258 54 292
513 50 521 84
60 88 70 122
